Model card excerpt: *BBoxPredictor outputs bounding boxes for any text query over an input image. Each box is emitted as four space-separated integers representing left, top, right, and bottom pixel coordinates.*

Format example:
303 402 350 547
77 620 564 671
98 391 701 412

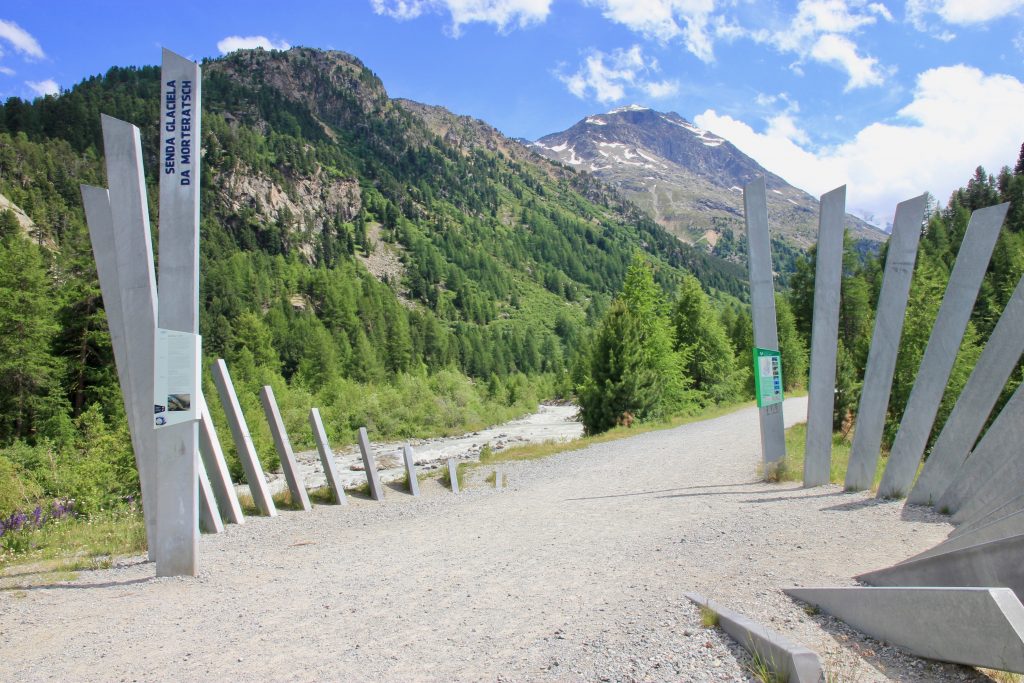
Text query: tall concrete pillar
907 272 1024 506
743 177 785 468
259 385 311 511
153 50 203 576
803 186 847 487
81 185 156 560
844 195 927 491
357 427 384 501
211 359 276 516
308 408 346 505
197 393 244 524
878 203 1008 499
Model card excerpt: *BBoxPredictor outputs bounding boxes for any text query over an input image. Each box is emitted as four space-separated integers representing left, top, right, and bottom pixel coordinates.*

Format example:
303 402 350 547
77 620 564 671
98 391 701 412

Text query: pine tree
578 256 694 434
0 236 58 441
672 274 740 404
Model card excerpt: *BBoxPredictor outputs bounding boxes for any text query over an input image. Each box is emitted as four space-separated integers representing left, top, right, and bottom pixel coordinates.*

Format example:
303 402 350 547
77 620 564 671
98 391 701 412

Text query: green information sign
753 347 783 408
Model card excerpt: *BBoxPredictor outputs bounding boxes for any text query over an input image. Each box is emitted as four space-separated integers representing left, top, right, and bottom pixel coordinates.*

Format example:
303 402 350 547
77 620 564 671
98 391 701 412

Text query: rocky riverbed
258 403 583 495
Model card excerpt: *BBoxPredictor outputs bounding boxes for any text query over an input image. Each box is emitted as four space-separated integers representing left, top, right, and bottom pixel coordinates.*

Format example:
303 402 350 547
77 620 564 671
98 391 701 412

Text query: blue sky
2 1 1023 225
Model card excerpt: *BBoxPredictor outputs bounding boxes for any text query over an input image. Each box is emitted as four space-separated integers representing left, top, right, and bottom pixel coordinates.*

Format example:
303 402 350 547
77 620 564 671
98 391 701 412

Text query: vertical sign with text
753 347 784 408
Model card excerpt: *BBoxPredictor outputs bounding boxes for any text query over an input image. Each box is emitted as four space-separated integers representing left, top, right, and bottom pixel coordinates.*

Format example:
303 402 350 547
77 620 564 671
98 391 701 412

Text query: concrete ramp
857 534 1024 601
785 586 1024 673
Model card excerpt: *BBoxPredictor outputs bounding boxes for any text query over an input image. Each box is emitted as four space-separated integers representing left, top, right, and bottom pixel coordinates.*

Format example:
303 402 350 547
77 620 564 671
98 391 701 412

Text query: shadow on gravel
820 497 894 513
1 577 153 592
736 490 847 504
566 481 769 502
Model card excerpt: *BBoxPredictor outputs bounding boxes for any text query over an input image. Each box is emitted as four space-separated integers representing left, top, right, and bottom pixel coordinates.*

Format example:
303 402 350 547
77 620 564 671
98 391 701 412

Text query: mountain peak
606 104 651 115
533 106 883 250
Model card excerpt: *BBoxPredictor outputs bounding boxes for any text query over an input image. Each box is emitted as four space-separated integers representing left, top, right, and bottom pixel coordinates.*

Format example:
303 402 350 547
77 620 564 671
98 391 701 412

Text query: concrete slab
908 272 1024 506
197 393 244 525
743 177 786 467
448 458 460 494
403 445 420 497
804 186 846 488
686 592 823 683
357 427 384 501
905 511 1024 563
938 379 1024 521
845 195 927 491
857 533 1024 601
308 408 346 505
879 203 1009 499
211 359 276 517
198 463 223 534
785 586 1024 673
259 386 311 511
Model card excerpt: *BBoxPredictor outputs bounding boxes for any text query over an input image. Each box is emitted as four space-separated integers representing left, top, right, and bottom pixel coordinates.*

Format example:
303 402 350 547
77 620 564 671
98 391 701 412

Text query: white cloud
557 45 677 103
0 19 44 59
584 0 717 62
694 65 1024 226
0 66 14 76
743 1 890 90
643 79 680 97
908 0 1024 27
809 34 885 90
26 79 58 97
216 35 291 55
370 0 552 34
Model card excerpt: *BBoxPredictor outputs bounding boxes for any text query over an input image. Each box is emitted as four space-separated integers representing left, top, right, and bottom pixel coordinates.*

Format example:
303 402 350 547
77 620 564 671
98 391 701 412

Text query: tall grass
0 508 146 586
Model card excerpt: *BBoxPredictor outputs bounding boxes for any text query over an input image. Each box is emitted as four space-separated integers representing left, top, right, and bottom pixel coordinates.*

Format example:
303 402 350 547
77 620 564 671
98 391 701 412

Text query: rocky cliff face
532 105 884 250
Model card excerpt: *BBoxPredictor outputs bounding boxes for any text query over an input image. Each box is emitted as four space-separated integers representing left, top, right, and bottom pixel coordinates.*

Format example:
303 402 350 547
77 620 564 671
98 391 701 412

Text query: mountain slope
532 105 884 252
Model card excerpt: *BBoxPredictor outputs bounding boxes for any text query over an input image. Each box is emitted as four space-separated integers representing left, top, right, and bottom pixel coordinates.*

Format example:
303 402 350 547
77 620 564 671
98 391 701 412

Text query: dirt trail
0 397 986 682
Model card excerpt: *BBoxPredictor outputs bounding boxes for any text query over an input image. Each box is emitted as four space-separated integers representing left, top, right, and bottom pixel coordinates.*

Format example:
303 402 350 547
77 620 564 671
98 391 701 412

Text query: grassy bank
1 508 147 588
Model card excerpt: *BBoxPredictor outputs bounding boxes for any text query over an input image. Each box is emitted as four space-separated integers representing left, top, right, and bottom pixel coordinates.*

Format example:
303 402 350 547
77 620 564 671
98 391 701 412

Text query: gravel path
0 397 995 682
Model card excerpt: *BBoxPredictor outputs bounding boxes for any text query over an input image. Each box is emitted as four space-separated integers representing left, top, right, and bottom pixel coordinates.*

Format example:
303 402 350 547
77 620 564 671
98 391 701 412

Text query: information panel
753 347 784 408
154 328 200 428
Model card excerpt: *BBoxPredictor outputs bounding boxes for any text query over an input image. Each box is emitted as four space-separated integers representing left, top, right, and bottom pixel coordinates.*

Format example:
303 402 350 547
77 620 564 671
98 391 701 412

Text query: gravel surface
0 397 997 682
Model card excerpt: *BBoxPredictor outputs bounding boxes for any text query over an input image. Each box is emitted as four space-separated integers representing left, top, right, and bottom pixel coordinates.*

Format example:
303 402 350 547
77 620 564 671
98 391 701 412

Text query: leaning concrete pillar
447 458 460 494
357 427 384 501
939 380 1024 521
308 408 346 505
402 445 420 497
743 177 785 468
907 272 1024 506
211 359 276 516
197 393 244 524
100 116 166 559
259 385 311 511
81 185 156 560
844 195 927 491
878 203 1008 499
803 186 846 487
198 464 224 534
954 492 1024 538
